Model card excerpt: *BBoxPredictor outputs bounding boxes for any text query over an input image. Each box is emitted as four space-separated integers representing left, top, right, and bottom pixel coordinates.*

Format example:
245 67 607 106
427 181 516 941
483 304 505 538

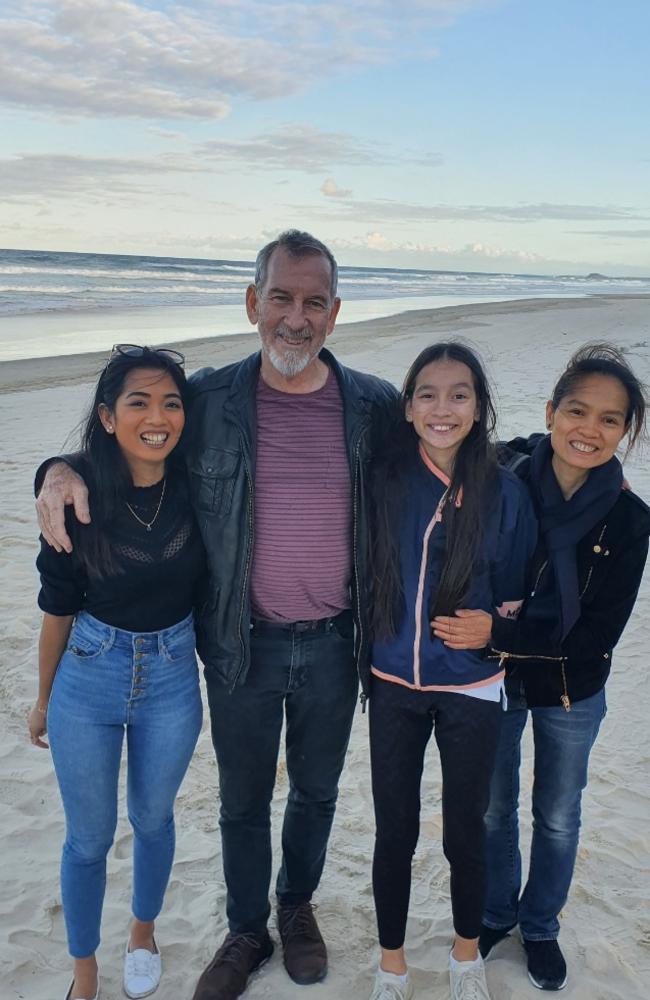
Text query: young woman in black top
27 346 205 1000
431 344 650 992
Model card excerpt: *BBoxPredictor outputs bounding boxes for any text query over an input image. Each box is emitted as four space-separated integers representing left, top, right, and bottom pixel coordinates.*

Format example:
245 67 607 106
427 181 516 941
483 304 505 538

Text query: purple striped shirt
250 370 352 622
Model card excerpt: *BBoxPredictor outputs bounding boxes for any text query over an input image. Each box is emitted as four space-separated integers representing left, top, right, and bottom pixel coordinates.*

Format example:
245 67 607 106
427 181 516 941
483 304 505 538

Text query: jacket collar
224 346 369 410
224 351 261 434
223 346 372 458
320 347 374 457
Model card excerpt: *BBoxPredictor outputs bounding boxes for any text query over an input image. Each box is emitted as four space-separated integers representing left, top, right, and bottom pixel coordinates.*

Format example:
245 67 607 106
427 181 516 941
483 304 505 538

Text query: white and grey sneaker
449 953 491 1000
369 967 415 1000
123 941 162 998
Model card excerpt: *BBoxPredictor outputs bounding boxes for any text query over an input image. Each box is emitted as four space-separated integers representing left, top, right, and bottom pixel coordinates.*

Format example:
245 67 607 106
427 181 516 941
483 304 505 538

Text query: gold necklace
125 478 166 531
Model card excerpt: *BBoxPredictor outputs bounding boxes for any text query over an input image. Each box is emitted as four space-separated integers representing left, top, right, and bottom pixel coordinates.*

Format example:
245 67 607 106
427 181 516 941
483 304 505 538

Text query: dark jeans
369 677 502 947
483 688 607 940
206 611 358 935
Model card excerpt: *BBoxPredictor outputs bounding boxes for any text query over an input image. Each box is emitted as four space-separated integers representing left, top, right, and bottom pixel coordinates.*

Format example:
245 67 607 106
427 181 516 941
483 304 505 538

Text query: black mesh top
37 471 206 632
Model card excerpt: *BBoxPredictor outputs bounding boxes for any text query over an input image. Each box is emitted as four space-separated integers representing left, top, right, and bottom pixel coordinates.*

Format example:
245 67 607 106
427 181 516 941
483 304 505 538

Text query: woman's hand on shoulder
431 608 492 649
27 703 49 749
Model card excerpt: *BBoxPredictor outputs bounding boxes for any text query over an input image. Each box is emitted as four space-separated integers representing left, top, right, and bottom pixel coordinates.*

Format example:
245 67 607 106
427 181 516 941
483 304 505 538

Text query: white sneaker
123 941 162 998
369 968 415 1000
449 954 491 1000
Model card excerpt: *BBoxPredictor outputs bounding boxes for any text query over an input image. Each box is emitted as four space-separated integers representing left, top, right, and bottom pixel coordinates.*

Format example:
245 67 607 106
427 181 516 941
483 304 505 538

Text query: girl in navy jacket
365 343 537 1000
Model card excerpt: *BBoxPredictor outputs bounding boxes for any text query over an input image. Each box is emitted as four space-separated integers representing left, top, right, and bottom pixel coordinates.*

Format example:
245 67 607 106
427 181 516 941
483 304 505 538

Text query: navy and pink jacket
370 445 537 692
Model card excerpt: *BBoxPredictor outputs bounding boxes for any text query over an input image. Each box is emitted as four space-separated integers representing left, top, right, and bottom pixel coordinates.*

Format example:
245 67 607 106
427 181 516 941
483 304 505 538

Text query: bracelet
36 705 47 714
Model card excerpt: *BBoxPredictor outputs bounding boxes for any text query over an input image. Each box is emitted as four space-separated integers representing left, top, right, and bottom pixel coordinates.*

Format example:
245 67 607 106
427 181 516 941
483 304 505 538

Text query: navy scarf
529 435 622 640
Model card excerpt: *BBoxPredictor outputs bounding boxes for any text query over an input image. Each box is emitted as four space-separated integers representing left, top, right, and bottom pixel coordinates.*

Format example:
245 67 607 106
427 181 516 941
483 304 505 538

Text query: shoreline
2 293 648 395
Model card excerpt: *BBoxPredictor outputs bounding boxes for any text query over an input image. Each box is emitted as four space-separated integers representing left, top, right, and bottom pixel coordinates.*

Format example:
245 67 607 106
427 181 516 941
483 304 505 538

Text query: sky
1 0 649 276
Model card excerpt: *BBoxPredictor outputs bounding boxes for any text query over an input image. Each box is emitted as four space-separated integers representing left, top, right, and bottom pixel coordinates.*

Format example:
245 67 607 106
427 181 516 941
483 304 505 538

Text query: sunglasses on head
109 343 185 367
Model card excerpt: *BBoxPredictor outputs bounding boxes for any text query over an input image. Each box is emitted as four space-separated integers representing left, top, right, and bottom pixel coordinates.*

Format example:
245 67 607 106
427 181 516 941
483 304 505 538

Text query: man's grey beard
267 346 313 377
267 328 316 378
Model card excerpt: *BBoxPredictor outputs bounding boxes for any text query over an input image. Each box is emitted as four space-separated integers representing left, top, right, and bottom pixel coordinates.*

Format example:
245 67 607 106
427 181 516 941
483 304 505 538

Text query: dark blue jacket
370 448 537 691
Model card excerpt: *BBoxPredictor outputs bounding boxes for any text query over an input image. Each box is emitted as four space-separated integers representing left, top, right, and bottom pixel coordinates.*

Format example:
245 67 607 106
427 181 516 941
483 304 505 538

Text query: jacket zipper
412 490 448 690
508 524 608 710
352 430 368 712
492 650 571 712
230 451 255 693
579 524 607 599
530 559 547 597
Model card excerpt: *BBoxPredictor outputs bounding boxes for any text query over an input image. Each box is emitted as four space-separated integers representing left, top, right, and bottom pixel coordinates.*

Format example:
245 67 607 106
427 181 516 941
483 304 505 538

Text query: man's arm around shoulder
35 455 90 554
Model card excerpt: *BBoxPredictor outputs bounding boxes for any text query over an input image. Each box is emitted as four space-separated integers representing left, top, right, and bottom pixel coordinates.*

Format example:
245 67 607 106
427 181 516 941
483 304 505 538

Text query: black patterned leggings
369 676 502 947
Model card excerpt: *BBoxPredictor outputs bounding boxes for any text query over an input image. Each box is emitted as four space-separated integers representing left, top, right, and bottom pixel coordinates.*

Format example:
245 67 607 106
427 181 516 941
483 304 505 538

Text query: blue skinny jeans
483 688 606 940
47 611 202 958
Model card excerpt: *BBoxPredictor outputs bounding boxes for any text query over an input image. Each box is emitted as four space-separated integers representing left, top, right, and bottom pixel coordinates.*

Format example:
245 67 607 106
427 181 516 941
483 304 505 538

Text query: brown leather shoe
191 932 273 1000
277 903 327 985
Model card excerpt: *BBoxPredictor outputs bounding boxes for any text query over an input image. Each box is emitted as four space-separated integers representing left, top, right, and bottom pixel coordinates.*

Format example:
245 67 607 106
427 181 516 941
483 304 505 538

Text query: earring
106 425 114 433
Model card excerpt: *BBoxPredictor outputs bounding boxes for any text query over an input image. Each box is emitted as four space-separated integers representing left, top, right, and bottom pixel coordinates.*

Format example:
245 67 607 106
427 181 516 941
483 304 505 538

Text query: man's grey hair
254 230 339 299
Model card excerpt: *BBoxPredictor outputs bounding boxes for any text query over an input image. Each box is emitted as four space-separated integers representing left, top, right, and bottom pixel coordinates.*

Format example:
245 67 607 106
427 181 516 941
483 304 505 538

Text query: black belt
250 609 352 634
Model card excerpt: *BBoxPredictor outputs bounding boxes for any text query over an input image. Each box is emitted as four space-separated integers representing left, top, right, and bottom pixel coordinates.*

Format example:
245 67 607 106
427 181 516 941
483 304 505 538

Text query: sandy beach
1 294 649 1000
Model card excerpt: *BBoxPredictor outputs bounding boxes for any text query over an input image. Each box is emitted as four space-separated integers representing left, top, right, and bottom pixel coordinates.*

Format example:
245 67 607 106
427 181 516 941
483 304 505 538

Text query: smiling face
547 373 629 482
99 367 185 483
405 358 480 475
246 246 341 384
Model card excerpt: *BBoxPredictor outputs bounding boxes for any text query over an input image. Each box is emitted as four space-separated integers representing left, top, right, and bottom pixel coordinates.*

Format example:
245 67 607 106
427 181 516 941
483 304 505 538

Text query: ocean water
1 248 649 363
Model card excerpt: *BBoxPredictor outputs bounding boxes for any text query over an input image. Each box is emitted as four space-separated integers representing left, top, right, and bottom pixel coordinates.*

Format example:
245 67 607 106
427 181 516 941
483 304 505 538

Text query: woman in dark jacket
432 343 650 992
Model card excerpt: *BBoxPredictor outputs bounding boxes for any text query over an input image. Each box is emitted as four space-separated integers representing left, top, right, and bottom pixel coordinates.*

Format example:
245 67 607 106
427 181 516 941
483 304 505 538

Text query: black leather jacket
186 348 398 691
491 436 650 708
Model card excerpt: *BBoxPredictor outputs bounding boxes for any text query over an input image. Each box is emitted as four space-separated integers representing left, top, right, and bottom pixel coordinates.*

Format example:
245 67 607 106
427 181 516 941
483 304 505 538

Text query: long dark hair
550 342 647 457
71 347 189 579
370 341 498 639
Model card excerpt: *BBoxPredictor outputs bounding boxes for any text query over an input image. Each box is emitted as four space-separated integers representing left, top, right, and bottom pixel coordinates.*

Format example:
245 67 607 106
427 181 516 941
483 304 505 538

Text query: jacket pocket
190 447 240 516
578 525 610 600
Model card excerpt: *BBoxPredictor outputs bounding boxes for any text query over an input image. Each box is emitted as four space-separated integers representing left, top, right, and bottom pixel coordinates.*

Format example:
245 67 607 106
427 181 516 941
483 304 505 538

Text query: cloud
1 129 432 207
145 230 276 256
364 232 392 251
146 127 189 141
460 241 541 261
195 125 439 174
567 229 650 239
308 196 647 225
0 152 207 201
0 0 495 119
345 232 543 263
198 125 405 173
322 233 650 279
321 178 353 199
